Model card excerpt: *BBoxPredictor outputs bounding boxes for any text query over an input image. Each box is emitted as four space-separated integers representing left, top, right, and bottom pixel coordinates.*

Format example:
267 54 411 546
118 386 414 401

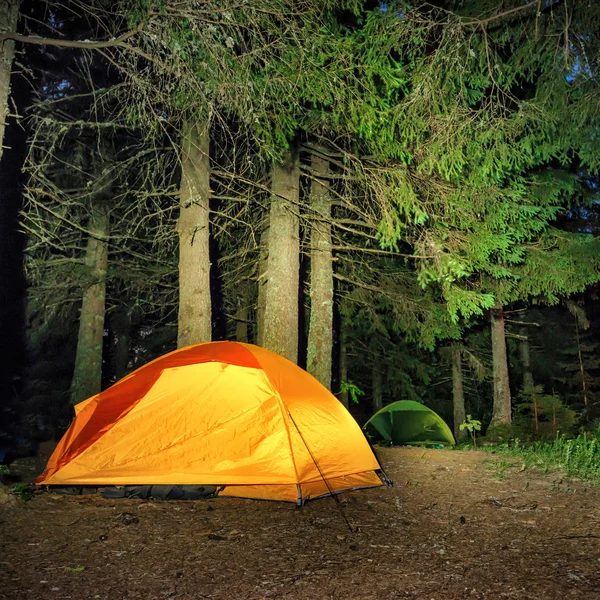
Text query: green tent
364 401 455 446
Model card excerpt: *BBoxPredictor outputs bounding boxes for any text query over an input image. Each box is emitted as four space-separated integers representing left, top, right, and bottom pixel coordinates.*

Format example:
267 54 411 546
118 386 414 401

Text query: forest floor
1 446 600 600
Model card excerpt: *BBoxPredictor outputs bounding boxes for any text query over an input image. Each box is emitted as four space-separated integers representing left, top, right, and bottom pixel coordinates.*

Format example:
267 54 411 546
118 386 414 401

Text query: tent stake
287 410 356 534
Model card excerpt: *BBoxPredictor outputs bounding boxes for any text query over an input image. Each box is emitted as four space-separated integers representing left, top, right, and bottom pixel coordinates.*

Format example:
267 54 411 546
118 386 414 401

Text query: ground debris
2 447 600 599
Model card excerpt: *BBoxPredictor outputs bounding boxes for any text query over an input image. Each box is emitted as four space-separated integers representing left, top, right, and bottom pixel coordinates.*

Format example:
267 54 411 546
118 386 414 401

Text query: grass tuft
483 433 600 485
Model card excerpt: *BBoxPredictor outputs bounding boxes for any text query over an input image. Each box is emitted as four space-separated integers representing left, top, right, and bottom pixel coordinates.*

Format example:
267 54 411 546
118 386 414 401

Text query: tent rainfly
364 400 456 446
37 342 387 504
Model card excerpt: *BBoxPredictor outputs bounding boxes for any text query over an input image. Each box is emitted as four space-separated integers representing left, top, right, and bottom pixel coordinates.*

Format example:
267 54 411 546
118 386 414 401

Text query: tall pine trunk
519 333 534 391
256 222 269 346
452 344 467 441
490 303 512 426
111 307 131 382
575 322 590 409
235 300 249 343
262 149 299 363
519 332 538 432
372 366 383 412
0 0 19 165
177 121 211 347
70 204 109 404
306 153 333 388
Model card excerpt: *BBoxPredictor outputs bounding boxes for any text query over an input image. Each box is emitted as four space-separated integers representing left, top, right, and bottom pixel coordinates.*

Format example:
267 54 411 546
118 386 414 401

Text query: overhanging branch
0 23 143 49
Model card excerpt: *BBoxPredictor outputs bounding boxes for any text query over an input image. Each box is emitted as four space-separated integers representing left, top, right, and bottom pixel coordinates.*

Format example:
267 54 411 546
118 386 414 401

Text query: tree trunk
306 153 333 388
339 330 349 409
490 303 512 426
113 330 130 381
575 322 589 408
262 149 299 363
177 121 211 347
70 204 109 404
452 344 467 441
519 332 534 391
235 300 249 343
111 307 131 382
0 0 19 165
256 222 269 346
372 366 383 412
519 331 539 431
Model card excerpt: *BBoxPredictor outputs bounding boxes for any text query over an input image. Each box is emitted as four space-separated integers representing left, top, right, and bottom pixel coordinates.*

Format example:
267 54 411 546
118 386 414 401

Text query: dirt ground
1 447 600 600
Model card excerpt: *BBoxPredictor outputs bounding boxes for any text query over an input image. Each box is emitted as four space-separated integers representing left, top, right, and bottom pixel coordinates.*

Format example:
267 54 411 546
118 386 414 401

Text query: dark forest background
1 0 599 458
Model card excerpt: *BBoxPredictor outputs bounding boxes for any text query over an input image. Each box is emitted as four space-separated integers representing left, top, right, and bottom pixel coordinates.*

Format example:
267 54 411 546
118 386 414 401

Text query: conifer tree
0 0 20 165
451 344 467 441
262 149 300 363
177 121 212 347
306 150 333 388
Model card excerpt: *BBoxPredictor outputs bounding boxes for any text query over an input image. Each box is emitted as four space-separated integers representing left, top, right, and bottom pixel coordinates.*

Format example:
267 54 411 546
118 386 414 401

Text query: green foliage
484 424 527 444
486 433 600 486
11 483 34 502
340 381 364 405
19 0 600 435
515 386 579 439
552 321 600 414
459 414 482 448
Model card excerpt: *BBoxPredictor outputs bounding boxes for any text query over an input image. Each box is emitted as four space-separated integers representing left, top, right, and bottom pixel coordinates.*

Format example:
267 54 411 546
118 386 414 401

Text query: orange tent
37 342 386 503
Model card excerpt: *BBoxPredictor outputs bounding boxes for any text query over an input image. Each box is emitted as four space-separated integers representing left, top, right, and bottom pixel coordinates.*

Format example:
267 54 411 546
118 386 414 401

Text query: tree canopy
2 0 599 445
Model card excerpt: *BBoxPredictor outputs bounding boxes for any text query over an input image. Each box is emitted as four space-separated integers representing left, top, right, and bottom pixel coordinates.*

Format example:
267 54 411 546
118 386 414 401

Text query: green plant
459 415 482 448
483 433 600 485
484 424 526 443
490 459 517 481
515 387 578 439
11 482 34 502
340 381 365 404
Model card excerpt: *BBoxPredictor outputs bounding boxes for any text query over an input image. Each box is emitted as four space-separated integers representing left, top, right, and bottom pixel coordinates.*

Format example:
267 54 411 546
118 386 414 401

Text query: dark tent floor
2 447 599 599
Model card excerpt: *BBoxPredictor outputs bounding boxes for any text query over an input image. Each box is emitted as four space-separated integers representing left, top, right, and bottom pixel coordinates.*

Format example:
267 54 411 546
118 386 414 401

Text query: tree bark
177 121 212 347
110 307 131 382
452 344 467 441
519 332 539 432
262 149 299 363
372 365 383 412
490 303 512 426
256 222 269 346
0 0 19 165
113 329 129 381
70 204 109 404
306 153 333 388
235 300 249 343
519 333 534 391
575 322 589 408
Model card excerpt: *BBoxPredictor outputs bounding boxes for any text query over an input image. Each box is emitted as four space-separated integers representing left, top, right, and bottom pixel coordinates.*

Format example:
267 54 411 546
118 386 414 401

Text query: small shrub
459 415 482 448
11 482 34 502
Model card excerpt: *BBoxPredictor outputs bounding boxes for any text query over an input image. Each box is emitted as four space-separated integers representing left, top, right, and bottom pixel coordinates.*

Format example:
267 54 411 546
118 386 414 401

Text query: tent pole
286 410 356 533
366 438 393 487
